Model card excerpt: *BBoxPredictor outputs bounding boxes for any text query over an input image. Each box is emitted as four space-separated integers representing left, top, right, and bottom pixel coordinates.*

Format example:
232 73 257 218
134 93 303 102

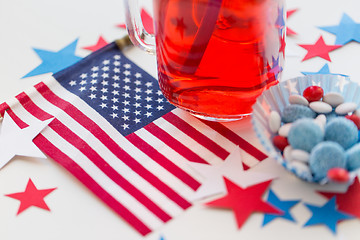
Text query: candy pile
269 85 360 183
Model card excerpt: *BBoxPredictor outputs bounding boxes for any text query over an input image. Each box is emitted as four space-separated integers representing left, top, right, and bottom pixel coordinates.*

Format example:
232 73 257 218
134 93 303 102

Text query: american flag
0 42 267 236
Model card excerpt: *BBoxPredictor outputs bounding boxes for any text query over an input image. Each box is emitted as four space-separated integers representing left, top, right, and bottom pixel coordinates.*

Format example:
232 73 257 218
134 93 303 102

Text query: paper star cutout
190 147 280 201
262 189 300 226
206 179 282 229
303 197 354 234
117 8 154 34
319 13 360 45
301 63 332 75
318 177 360 219
82 36 108 52
23 39 82 78
298 36 342 62
0 112 52 169
5 178 56 215
286 9 298 36
117 23 126 29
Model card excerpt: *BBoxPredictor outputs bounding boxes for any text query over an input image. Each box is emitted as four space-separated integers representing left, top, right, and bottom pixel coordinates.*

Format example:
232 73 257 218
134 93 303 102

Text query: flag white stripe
153 117 224 165
40 127 164 230
135 127 205 187
13 90 186 217
45 78 200 198
171 108 239 153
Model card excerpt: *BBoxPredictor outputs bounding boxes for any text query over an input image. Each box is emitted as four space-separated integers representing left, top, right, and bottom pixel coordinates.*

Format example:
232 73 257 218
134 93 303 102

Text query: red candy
303 86 324 102
345 114 360 130
272 135 289 152
327 168 350 183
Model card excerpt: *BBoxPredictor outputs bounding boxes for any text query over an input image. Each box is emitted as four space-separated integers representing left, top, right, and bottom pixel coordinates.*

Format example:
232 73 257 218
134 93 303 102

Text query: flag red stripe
0 102 10 117
0 103 29 129
16 92 54 121
144 122 208 164
163 112 229 160
48 118 172 222
199 120 268 161
34 82 191 209
126 132 201 191
33 134 152 236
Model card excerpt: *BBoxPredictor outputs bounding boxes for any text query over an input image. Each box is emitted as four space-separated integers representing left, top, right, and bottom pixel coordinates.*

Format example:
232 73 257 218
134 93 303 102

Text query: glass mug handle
123 0 156 54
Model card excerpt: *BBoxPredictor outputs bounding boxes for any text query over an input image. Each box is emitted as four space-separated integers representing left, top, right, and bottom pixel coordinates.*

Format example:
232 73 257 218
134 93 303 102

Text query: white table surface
0 0 360 239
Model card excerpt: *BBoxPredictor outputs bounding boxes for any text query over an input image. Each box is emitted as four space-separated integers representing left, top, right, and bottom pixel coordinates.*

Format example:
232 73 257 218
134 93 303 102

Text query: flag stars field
62 48 174 136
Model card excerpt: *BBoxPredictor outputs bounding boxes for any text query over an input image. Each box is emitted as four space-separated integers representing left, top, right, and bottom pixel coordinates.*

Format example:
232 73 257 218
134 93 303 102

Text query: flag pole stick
115 35 133 51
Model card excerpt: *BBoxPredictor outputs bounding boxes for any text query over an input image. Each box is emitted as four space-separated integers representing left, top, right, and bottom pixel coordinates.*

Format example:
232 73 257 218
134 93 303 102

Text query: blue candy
288 118 324 152
324 117 358 149
325 111 339 122
281 104 316 123
309 141 346 180
346 143 360 171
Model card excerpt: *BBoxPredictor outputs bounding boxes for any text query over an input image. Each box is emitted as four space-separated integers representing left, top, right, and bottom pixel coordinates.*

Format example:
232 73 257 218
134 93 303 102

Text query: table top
0 0 360 239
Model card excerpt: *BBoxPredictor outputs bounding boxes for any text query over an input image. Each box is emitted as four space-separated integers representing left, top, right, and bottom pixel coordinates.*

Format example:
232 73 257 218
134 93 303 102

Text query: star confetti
318 177 360 219
262 189 300 226
82 36 109 52
190 147 281 201
0 112 52 169
205 178 282 229
117 8 154 34
5 178 57 215
23 39 82 78
298 36 342 62
301 63 346 76
303 197 354 234
286 9 298 36
319 13 360 45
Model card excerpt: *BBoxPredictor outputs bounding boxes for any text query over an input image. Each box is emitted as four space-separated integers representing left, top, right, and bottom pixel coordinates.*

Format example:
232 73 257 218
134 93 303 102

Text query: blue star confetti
262 189 300 226
303 197 354 234
301 63 348 76
23 39 82 78
319 13 360 45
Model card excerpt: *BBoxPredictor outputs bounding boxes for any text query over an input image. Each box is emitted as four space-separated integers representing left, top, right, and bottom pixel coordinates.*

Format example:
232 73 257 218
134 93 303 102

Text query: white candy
278 123 292 137
289 95 309 106
323 92 344 107
309 101 332 114
283 145 293 162
354 109 360 118
290 149 310 163
269 111 281 133
315 114 327 126
314 114 326 132
335 102 358 115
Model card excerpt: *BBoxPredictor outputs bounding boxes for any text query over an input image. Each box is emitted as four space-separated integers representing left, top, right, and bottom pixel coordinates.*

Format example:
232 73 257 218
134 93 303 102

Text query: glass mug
124 0 285 121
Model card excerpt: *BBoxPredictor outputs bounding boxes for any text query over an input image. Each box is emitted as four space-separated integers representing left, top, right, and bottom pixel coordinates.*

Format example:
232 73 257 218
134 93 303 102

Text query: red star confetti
83 36 109 52
298 36 342 61
117 8 154 34
205 178 282 229
286 9 298 36
317 177 360 219
5 178 56 215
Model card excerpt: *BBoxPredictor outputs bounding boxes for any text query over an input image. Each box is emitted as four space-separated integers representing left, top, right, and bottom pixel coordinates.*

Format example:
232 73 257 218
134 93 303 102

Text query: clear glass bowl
251 74 360 184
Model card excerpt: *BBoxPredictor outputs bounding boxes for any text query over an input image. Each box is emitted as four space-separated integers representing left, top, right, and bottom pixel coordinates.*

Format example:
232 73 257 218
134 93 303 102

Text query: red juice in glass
152 0 285 120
